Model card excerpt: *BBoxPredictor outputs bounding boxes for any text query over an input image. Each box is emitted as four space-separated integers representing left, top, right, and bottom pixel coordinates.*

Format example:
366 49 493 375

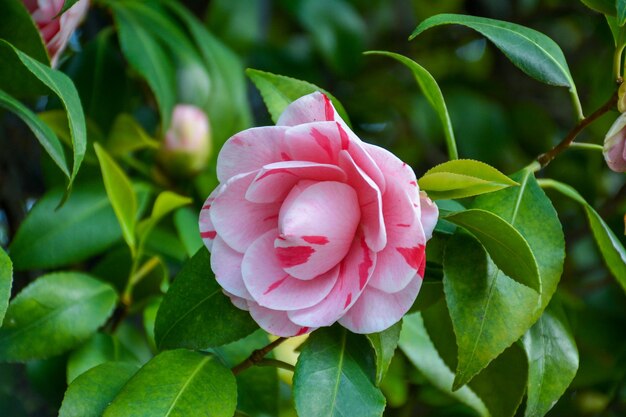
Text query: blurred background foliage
1 0 625 416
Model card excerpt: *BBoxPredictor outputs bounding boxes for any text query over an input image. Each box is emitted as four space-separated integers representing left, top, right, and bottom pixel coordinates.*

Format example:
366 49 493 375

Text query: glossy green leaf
0 272 118 362
103 349 236 417
411 14 578 91
443 209 541 292
0 40 86 190
0 90 69 178
67 333 138 383
618 0 626 25
155 250 257 350
366 51 458 160
580 0 616 15
419 159 518 200
607 15 626 48
522 301 579 417
106 114 159 156
60 362 139 417
538 179 626 296
0 248 12 325
137 191 192 245
366 321 402 385
399 313 488 416
293 326 386 417
61 0 81 13
246 68 351 125
0 0 48 64
9 183 123 270
174 207 203 258
94 143 138 254
111 4 176 128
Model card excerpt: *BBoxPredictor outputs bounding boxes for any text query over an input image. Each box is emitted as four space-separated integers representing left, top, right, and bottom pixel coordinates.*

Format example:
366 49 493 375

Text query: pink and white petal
217 126 289 182
247 301 312 337
211 236 251 299
340 128 386 194
338 151 386 252
288 233 377 328
199 186 222 252
224 291 249 311
242 230 338 310
284 122 345 165
363 143 418 190
339 274 423 334
419 191 439 241
277 181 360 279
211 172 282 253
277 92 341 126
246 161 347 204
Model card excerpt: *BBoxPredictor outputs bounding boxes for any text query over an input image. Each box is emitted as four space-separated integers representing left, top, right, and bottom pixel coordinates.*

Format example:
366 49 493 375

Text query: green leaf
103 349 237 417
0 40 86 192
155 250 258 350
400 312 489 417
0 272 118 362
61 0 81 13
522 301 578 417
606 15 626 49
538 179 626 296
106 113 159 156
59 362 140 417
246 68 351 125
443 209 541 292
67 333 138 383
0 0 48 64
293 326 386 417
580 0 616 15
365 51 458 160
366 321 402 386
411 14 578 91
0 90 69 177
137 191 192 246
174 207 203 258
418 159 518 200
94 143 138 255
0 248 12 325
9 183 123 270
111 4 176 128
618 0 626 25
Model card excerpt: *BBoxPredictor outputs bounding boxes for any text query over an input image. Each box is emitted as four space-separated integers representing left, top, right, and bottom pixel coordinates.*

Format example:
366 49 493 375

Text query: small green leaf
606 15 626 48
103 350 236 417
67 333 138 383
106 114 159 156
367 321 402 385
365 51 458 160
294 326 386 417
246 68 351 125
155 250 258 350
9 183 123 270
174 207 203 258
411 14 578 92
0 248 12 325
539 179 626 294
522 300 579 417
59 362 140 417
580 0 616 15
0 272 118 362
618 0 626 25
443 209 541 292
419 159 518 200
137 191 192 245
61 0 81 14
94 143 138 255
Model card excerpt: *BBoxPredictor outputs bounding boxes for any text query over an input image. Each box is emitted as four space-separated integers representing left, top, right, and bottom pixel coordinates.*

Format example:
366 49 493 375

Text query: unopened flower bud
158 105 212 177
603 113 626 172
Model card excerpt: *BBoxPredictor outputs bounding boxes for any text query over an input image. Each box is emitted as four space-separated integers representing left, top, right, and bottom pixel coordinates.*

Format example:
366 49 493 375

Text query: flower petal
277 92 340 126
210 236 251 299
419 191 439 241
247 301 312 337
242 230 338 310
199 186 221 252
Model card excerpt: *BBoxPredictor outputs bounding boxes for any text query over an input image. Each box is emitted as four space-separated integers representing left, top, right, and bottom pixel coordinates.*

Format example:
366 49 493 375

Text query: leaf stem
569 142 604 151
537 91 617 168
615 45 625 83
569 87 585 122
232 337 287 375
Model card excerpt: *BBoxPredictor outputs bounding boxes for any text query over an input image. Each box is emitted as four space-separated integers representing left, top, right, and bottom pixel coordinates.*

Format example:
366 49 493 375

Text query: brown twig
231 337 287 375
537 91 618 168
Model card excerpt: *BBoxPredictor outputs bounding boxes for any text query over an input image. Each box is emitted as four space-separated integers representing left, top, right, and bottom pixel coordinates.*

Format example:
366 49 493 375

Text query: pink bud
603 113 626 173
24 0 89 67
159 104 212 177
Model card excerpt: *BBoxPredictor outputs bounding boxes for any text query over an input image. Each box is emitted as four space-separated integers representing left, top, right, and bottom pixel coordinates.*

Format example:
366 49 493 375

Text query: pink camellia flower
199 92 438 336
24 0 90 67
604 113 626 172
158 104 212 177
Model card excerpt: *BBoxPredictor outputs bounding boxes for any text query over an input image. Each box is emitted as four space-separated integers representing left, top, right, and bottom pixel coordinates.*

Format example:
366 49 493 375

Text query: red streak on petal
296 326 310 336
322 93 334 121
280 152 292 161
310 128 334 160
200 231 216 239
263 275 290 295
276 246 315 268
263 214 279 222
413 203 419 208
409 181 417 186
396 223 411 228
344 293 352 309
302 235 329 245
396 245 425 270
337 122 349 150
418 255 426 278
256 168 297 181
202 204 211 210
358 237 373 290
231 137 244 145
402 162 407 167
